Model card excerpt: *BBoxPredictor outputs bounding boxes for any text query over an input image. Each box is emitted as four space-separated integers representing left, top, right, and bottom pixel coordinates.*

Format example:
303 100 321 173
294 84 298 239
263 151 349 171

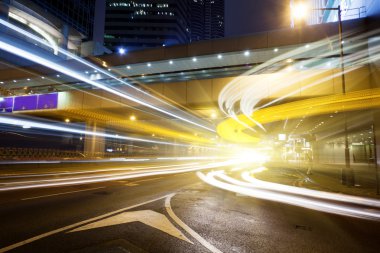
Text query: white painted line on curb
21 187 106 200
165 194 223 253
0 194 172 253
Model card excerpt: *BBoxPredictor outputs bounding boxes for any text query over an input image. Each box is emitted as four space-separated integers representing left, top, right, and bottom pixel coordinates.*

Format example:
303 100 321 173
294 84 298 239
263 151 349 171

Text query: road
1 162 380 253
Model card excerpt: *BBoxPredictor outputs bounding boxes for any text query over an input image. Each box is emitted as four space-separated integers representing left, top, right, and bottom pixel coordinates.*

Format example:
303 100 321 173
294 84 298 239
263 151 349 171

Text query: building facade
190 0 225 42
30 0 95 40
104 0 225 52
0 0 108 56
105 0 191 52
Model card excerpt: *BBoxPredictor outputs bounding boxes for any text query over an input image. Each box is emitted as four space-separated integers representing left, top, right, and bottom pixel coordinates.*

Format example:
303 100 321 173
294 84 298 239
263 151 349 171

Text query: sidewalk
266 162 380 199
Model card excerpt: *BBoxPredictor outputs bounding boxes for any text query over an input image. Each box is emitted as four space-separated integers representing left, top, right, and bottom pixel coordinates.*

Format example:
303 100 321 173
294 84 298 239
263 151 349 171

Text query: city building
30 0 95 40
30 0 109 56
190 0 225 42
104 0 191 52
104 0 225 52
0 0 108 56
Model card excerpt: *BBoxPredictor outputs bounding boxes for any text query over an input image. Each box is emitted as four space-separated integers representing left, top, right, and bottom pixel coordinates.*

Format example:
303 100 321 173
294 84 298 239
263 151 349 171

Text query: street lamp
291 3 354 186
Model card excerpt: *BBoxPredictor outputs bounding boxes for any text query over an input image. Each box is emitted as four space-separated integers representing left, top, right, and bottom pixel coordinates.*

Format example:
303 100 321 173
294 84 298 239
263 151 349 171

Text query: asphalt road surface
1 165 380 253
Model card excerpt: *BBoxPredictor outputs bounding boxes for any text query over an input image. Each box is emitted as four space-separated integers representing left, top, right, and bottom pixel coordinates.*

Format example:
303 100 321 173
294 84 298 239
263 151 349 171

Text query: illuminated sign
14 95 38 111
0 93 58 113
37 93 58 109
0 97 13 113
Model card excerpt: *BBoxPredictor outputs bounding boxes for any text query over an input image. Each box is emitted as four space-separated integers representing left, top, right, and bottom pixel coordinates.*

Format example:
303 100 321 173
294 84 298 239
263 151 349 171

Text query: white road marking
0 194 172 253
165 194 223 253
69 210 193 243
21 187 105 200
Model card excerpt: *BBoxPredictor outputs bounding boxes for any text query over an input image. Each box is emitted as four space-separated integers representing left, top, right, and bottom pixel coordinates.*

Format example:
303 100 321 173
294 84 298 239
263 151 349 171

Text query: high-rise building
104 0 225 52
30 0 95 39
190 0 224 42
30 0 109 56
104 0 191 52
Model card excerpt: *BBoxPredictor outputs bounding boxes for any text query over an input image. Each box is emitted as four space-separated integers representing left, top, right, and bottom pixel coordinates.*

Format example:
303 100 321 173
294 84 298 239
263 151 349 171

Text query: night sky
225 0 291 37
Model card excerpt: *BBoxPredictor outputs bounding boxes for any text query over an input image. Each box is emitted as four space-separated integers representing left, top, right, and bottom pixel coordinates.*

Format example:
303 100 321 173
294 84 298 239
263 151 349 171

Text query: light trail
0 19 215 133
61 108 214 144
0 159 240 191
0 116 190 146
0 162 203 179
217 87 380 143
197 170 380 220
217 29 380 142
240 169 380 208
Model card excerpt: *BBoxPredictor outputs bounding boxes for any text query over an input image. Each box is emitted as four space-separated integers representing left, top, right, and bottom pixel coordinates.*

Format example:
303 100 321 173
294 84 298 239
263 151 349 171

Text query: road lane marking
21 187 106 200
165 194 223 253
0 194 172 253
69 210 193 243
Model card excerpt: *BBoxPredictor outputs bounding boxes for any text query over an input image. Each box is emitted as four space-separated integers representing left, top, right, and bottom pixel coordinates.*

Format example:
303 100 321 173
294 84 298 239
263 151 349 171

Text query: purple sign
1 93 58 112
13 95 38 111
0 97 13 113
37 93 58 109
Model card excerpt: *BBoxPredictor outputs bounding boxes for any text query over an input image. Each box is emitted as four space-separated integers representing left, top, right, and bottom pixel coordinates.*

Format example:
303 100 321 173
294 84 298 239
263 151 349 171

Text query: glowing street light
278 134 287 141
118 47 126 55
291 2 309 20
130 115 136 121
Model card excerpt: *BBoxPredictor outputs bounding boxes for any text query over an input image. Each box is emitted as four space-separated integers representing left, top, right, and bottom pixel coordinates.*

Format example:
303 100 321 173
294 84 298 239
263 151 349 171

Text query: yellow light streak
217 88 380 143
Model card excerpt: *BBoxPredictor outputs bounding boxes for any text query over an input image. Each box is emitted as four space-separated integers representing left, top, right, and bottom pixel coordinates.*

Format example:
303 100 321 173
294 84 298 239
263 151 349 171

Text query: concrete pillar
368 36 380 89
128 142 134 156
373 111 380 194
60 23 69 51
84 122 105 158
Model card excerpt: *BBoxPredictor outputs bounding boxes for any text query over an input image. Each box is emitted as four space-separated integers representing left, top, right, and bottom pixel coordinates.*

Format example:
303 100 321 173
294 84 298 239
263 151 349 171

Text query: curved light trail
217 87 380 142
217 29 380 142
197 169 380 220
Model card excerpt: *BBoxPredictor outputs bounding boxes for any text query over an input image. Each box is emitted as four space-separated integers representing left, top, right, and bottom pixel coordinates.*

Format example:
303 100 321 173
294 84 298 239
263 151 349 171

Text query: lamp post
291 3 354 186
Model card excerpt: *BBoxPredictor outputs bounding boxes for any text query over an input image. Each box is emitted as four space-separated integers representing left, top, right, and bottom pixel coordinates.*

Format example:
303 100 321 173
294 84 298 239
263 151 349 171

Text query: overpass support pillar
373 111 380 194
84 122 105 158
60 24 69 51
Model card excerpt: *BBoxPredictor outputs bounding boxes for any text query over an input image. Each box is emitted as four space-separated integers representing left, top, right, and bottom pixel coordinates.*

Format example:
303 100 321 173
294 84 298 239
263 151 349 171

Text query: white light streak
197 170 380 220
0 19 215 133
0 160 237 191
0 116 187 146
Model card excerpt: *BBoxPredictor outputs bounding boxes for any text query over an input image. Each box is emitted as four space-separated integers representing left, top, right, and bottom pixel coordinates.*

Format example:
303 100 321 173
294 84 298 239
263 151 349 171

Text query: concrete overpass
1 17 380 161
